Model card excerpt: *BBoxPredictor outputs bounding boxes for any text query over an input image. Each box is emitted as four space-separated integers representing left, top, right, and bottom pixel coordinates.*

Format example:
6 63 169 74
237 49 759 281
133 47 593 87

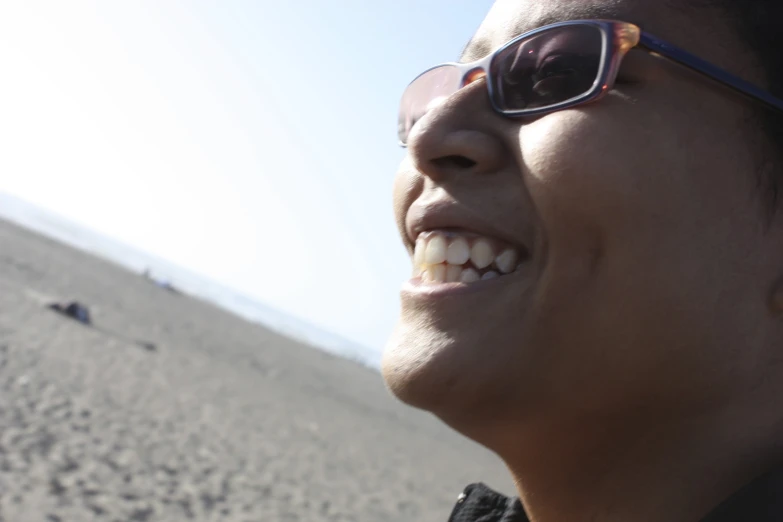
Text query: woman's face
385 0 783 430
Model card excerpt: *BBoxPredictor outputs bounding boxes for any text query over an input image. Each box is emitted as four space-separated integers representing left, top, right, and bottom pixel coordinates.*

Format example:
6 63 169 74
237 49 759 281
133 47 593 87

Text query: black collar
448 468 783 522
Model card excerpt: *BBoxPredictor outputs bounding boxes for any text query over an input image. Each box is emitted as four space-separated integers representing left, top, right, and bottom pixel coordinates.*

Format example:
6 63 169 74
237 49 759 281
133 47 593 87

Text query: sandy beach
0 217 512 521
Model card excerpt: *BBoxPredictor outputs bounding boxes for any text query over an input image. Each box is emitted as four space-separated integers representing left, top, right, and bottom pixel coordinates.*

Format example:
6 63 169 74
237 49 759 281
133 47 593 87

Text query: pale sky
0 1 493 352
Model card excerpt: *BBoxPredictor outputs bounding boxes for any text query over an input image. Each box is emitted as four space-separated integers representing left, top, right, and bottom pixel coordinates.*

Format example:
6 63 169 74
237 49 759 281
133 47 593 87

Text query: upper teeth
413 231 525 284
424 235 448 265
447 237 470 265
470 240 494 270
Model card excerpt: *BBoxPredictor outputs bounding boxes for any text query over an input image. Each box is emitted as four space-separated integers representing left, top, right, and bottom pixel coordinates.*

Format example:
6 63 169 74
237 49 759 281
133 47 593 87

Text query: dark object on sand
137 340 158 352
48 301 92 325
46 300 157 352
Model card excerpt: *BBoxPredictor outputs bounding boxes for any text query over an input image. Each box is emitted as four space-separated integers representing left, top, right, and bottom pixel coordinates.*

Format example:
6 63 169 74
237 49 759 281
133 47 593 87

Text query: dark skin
384 1 783 520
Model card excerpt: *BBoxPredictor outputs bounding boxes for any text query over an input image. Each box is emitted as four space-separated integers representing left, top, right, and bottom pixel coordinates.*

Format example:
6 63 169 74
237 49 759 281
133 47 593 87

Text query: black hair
711 1 783 210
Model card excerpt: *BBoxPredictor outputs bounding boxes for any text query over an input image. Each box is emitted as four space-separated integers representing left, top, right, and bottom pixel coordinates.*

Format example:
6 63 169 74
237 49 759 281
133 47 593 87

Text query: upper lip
405 197 528 253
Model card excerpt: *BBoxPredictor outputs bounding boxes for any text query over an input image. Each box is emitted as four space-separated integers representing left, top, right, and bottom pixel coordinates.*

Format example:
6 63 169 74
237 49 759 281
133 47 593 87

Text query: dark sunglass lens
490 24 604 112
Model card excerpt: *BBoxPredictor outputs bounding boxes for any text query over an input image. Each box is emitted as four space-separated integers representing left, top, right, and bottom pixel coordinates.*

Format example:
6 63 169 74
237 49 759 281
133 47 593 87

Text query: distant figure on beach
48 301 92 326
384 1 783 521
142 267 181 295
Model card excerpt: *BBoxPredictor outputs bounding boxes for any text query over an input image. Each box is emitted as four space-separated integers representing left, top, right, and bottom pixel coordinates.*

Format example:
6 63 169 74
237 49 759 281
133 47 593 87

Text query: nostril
432 155 477 169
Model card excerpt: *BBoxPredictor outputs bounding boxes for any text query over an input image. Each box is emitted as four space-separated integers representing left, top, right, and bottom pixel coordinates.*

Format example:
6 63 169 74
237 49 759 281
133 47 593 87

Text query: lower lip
401 271 523 300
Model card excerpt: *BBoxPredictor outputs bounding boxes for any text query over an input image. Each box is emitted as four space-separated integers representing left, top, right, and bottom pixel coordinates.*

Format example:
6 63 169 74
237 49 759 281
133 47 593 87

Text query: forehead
461 0 719 63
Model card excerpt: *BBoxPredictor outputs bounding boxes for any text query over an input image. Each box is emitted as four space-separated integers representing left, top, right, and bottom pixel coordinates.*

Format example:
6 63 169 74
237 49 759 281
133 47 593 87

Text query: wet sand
0 217 512 521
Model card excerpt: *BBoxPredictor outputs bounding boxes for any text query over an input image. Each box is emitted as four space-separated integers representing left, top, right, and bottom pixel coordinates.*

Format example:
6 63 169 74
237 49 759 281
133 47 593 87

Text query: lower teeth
419 265 513 284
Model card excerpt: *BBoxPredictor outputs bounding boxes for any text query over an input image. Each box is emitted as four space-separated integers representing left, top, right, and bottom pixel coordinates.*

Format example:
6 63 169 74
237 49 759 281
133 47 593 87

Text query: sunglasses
398 19 783 146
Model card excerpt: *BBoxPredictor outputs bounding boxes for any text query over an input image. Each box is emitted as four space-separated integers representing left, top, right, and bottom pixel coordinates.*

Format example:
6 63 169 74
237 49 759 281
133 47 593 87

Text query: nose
406 77 508 179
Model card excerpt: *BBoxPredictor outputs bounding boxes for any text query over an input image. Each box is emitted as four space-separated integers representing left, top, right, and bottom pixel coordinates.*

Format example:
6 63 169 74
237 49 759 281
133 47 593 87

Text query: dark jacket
448 468 783 521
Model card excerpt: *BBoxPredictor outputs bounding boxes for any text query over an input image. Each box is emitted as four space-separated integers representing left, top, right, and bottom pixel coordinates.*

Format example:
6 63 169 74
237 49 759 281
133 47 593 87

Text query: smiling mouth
412 230 529 284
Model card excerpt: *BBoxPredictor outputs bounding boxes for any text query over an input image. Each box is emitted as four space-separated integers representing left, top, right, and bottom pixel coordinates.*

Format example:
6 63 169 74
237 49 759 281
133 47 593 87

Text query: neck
480 395 783 522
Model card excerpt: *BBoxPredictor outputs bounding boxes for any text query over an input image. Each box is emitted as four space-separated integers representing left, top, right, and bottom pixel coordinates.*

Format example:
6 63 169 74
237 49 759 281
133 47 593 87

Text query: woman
384 1 783 520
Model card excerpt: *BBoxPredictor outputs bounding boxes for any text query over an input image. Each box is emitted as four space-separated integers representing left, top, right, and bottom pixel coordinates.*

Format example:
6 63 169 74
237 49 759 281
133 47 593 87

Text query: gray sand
0 218 512 521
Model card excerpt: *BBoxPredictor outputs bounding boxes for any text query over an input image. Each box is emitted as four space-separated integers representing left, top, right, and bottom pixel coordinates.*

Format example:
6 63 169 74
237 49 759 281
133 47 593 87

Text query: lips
402 197 532 289
407 195 529 249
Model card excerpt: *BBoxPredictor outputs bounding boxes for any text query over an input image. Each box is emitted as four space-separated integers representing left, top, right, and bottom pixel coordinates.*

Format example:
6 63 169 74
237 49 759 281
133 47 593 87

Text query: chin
382 317 523 428
382 322 450 410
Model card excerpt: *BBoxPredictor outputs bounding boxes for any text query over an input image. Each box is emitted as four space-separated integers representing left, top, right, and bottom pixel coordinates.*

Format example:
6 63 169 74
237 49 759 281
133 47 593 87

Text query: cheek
517 101 741 255
522 97 761 248
514 102 764 404
392 158 421 224
520 107 671 233
517 110 640 286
